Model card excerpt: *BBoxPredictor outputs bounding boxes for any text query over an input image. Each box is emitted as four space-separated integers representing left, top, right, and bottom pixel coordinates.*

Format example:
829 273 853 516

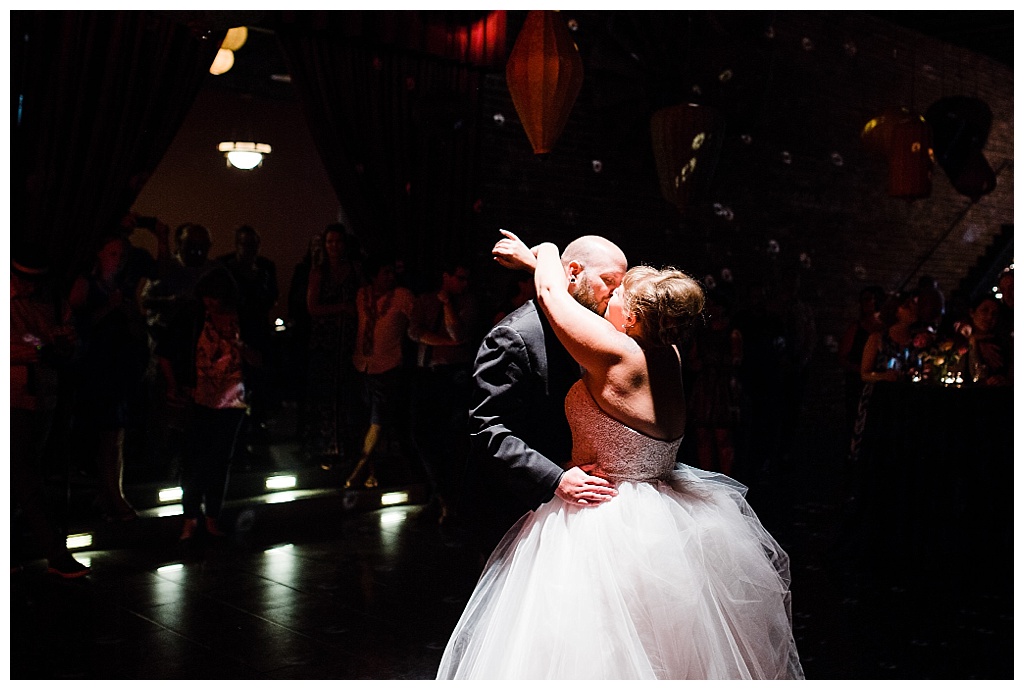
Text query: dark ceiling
866 10 1013 68
204 10 1013 102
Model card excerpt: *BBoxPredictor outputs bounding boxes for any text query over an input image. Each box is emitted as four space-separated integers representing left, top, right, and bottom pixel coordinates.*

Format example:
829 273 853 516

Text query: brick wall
468 10 1013 458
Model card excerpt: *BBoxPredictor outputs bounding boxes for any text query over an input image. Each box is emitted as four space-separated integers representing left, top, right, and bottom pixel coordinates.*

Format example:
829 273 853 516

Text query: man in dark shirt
407 259 479 527
217 225 279 446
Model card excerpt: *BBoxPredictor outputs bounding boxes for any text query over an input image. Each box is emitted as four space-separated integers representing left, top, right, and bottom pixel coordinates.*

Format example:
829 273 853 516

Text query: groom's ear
566 261 583 284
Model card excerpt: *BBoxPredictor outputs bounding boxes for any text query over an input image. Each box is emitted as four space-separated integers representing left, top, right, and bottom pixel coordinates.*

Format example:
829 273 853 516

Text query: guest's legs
97 427 136 519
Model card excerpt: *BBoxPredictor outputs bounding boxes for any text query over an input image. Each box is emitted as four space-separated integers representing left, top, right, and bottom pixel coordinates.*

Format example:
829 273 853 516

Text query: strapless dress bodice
565 381 682 482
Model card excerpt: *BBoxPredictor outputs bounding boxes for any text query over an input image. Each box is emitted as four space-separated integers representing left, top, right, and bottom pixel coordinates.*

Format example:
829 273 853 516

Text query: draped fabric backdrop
10 10 224 288
275 10 508 272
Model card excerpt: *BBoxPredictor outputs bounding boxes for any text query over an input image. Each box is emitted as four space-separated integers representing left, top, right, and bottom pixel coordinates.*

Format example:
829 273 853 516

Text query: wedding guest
156 267 258 540
140 223 218 475
407 258 479 524
217 225 279 448
10 247 90 577
68 234 150 522
848 292 917 463
837 286 886 432
965 293 1011 386
287 232 321 441
306 224 361 468
491 271 536 326
916 275 945 331
995 268 1013 349
345 253 416 490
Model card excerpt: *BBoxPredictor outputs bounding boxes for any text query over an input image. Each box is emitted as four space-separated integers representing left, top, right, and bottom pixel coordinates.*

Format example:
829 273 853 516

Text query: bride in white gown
437 236 804 680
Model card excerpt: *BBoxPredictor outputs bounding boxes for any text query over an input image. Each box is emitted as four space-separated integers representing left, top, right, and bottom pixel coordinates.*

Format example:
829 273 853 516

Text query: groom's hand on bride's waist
556 466 617 506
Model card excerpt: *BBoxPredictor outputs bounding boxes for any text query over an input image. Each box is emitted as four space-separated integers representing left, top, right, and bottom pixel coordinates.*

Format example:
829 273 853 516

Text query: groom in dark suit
460 233 628 558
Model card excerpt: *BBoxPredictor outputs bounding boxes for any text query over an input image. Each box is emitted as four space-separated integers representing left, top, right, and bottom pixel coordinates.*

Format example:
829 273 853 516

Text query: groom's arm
469 324 565 509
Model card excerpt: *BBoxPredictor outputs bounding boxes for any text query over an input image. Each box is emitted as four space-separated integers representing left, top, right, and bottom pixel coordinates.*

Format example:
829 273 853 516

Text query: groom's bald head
562 236 628 315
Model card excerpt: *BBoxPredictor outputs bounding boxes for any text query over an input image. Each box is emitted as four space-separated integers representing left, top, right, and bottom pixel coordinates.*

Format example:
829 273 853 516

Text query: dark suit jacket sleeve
469 323 565 510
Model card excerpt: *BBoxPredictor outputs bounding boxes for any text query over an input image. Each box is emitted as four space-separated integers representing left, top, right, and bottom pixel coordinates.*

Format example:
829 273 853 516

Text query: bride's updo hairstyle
621 265 705 347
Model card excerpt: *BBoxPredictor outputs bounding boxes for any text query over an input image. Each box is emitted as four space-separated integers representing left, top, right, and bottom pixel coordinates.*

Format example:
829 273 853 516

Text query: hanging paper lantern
886 113 934 200
650 103 720 213
221 26 248 52
209 48 235 75
861 106 913 155
950 149 997 201
925 96 997 201
505 10 584 156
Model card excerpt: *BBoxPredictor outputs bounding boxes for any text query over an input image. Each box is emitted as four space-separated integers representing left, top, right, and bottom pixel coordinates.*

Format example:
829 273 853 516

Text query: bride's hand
556 465 617 506
492 229 538 273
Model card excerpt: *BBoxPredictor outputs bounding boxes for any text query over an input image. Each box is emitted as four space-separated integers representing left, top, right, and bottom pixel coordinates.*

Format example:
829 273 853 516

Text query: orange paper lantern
650 103 720 213
886 114 934 200
861 106 913 155
505 10 584 156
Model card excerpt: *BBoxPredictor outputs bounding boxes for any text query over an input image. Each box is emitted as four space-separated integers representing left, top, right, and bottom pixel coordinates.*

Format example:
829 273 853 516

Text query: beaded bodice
566 381 682 482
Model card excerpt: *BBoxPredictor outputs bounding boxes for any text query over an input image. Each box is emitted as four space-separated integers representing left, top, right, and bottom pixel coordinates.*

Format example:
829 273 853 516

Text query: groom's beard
572 274 602 314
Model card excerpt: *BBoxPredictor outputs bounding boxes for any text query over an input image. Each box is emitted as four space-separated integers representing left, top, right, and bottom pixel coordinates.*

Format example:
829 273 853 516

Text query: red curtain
10 11 223 287
275 10 507 272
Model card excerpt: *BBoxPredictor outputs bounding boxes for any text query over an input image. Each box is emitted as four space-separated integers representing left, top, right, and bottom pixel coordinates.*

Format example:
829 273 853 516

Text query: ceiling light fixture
218 141 272 170
209 48 235 75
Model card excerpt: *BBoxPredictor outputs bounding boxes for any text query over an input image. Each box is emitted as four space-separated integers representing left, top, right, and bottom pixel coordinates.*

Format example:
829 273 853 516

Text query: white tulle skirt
437 464 804 680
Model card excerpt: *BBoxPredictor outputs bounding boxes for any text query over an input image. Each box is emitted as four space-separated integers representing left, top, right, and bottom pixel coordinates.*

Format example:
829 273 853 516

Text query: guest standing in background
994 268 1013 381
306 224 361 469
10 247 91 577
490 271 536 326
837 286 886 435
140 223 218 478
964 293 1011 386
156 267 258 541
217 225 279 454
346 253 416 490
287 232 322 442
68 234 151 522
848 291 917 464
915 275 945 332
407 259 479 526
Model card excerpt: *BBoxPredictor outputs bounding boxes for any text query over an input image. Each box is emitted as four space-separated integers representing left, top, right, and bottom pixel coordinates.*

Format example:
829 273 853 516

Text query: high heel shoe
205 517 227 538
180 518 199 541
343 455 371 490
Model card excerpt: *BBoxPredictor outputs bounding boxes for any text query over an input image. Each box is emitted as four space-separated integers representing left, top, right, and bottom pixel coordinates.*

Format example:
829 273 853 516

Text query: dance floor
8 407 1013 680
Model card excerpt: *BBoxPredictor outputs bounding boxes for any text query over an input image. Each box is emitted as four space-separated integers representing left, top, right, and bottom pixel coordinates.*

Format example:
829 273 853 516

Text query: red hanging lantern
650 103 720 213
861 107 913 155
505 10 584 156
886 113 934 200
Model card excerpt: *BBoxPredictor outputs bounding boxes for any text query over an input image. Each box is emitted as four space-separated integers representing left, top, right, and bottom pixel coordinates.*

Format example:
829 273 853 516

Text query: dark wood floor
9 406 1014 680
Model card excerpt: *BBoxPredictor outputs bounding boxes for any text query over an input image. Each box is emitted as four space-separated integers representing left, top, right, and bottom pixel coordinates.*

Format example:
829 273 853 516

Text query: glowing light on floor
266 544 295 554
157 563 185 574
66 533 93 550
156 504 184 517
265 475 297 490
159 487 183 502
265 490 300 504
380 509 408 527
380 491 409 506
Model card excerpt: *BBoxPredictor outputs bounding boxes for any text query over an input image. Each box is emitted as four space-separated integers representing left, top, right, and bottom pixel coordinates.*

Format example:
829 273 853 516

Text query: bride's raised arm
533 242 638 376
